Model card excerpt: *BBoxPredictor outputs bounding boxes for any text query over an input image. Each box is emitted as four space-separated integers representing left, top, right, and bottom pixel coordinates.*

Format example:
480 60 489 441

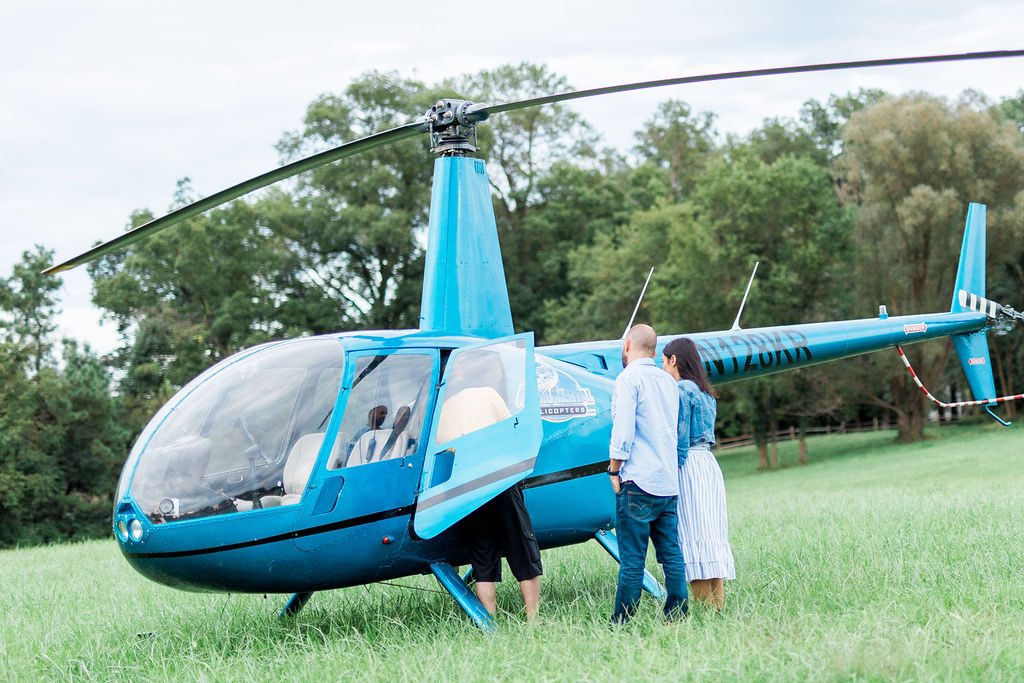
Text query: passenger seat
260 433 335 508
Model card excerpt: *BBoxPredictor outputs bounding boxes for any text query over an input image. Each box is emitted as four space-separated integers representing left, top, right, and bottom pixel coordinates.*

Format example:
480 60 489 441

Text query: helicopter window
436 338 527 444
127 338 345 523
327 353 434 470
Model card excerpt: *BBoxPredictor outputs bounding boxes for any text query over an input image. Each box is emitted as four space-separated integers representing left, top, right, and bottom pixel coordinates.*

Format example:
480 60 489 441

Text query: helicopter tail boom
541 204 1009 399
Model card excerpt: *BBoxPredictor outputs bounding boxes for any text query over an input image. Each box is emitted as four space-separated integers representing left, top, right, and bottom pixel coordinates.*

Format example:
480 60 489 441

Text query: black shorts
464 484 543 583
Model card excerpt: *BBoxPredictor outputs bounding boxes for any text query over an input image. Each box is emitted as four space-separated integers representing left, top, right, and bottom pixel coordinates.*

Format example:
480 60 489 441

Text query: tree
548 143 853 460
505 158 664 340
444 64 602 335
272 71 439 329
0 245 61 373
0 251 128 547
842 92 1024 440
538 158 675 344
447 63 598 233
800 88 887 161
0 342 61 545
984 190 1024 419
1000 90 1024 132
544 201 694 344
739 117 826 167
90 180 338 429
54 341 131 526
657 150 853 464
634 100 717 202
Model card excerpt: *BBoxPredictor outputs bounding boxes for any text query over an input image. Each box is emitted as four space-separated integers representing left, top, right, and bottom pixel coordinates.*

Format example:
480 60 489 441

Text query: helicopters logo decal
535 359 597 422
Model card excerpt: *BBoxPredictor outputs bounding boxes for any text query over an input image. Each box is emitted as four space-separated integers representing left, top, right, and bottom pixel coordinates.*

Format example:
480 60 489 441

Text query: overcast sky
2 1 1023 354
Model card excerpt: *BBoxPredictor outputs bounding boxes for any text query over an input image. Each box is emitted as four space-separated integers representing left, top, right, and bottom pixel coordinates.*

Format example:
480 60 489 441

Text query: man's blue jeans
612 482 689 623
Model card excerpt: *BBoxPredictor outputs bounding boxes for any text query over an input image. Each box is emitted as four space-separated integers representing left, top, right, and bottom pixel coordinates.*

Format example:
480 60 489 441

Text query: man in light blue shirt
608 324 689 623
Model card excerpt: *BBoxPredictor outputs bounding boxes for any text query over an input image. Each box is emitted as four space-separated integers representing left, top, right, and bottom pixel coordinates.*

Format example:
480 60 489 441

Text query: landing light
116 520 128 541
129 519 143 542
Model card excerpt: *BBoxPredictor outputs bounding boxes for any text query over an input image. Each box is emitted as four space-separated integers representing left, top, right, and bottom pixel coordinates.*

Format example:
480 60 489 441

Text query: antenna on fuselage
730 261 760 331
622 267 655 339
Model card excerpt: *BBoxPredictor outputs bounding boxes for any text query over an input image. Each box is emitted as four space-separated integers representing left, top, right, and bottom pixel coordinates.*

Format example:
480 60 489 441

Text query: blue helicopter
45 50 1024 631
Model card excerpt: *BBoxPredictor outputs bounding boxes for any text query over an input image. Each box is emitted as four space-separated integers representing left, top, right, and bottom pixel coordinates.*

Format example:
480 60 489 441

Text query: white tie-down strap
958 289 999 318
895 345 1024 408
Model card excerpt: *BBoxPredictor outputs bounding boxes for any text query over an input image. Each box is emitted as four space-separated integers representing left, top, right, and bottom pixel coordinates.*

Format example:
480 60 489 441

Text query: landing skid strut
279 591 314 618
431 562 496 632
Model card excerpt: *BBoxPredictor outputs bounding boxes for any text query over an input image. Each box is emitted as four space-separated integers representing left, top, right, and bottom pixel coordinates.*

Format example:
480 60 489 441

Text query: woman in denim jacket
662 337 735 608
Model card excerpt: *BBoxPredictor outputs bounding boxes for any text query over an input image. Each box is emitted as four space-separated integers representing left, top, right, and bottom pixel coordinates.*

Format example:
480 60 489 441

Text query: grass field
2 422 1022 681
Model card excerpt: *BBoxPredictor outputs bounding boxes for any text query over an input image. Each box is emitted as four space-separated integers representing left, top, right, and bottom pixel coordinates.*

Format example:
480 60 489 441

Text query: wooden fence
715 415 961 450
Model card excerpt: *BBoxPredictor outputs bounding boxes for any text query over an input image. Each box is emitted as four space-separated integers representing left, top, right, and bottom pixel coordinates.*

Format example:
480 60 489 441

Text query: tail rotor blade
44 119 427 274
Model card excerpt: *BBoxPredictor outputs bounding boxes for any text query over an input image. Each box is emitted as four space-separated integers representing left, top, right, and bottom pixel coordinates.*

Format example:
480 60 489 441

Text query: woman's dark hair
663 337 716 397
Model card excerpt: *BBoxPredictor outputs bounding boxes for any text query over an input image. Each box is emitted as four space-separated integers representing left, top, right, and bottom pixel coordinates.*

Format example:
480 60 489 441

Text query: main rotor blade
45 120 427 274
469 50 1024 118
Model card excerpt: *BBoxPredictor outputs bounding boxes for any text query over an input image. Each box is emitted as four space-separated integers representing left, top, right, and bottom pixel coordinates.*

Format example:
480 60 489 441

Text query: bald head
627 324 657 354
622 324 657 366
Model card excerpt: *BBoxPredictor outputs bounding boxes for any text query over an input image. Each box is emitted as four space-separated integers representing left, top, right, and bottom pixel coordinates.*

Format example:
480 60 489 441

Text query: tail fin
949 203 997 407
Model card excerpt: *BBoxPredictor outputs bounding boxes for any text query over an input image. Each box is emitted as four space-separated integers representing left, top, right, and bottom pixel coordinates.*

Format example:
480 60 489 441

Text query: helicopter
45 50 1024 632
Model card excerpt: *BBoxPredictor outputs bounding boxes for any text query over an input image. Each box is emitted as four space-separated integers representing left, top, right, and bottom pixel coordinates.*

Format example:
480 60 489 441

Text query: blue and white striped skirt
677 445 735 581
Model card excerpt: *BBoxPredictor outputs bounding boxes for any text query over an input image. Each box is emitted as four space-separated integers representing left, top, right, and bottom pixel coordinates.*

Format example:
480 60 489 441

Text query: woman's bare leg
710 578 725 609
690 579 725 609
690 579 714 605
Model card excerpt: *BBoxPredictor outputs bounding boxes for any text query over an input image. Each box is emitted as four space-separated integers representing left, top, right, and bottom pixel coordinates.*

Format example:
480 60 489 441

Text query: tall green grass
2 423 1022 681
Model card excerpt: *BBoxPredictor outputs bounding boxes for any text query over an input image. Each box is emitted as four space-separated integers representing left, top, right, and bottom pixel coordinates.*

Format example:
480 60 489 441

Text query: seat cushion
282 433 327 494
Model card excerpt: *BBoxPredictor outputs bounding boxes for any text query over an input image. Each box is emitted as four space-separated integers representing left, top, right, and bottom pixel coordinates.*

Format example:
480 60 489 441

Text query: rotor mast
418 100 514 338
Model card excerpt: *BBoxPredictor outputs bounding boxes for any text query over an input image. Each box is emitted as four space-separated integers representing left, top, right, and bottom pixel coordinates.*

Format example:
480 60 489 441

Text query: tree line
3 64 1023 546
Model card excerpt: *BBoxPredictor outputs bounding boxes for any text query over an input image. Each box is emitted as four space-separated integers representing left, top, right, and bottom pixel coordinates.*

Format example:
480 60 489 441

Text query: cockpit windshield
126 338 344 523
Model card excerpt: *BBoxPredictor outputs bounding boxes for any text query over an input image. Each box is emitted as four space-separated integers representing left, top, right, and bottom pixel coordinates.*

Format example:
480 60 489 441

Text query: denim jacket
676 379 717 466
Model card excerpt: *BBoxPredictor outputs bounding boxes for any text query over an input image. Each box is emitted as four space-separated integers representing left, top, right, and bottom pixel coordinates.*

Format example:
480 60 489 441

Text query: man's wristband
607 466 620 476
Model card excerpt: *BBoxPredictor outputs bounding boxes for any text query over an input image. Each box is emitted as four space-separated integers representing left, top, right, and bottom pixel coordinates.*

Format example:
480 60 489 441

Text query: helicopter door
413 333 541 539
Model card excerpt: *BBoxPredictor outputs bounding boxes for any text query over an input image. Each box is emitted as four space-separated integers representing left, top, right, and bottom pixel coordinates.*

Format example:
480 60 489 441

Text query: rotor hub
425 99 482 156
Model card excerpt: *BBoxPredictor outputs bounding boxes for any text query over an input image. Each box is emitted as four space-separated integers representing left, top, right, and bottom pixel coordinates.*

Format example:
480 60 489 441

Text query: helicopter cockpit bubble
121 338 345 523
